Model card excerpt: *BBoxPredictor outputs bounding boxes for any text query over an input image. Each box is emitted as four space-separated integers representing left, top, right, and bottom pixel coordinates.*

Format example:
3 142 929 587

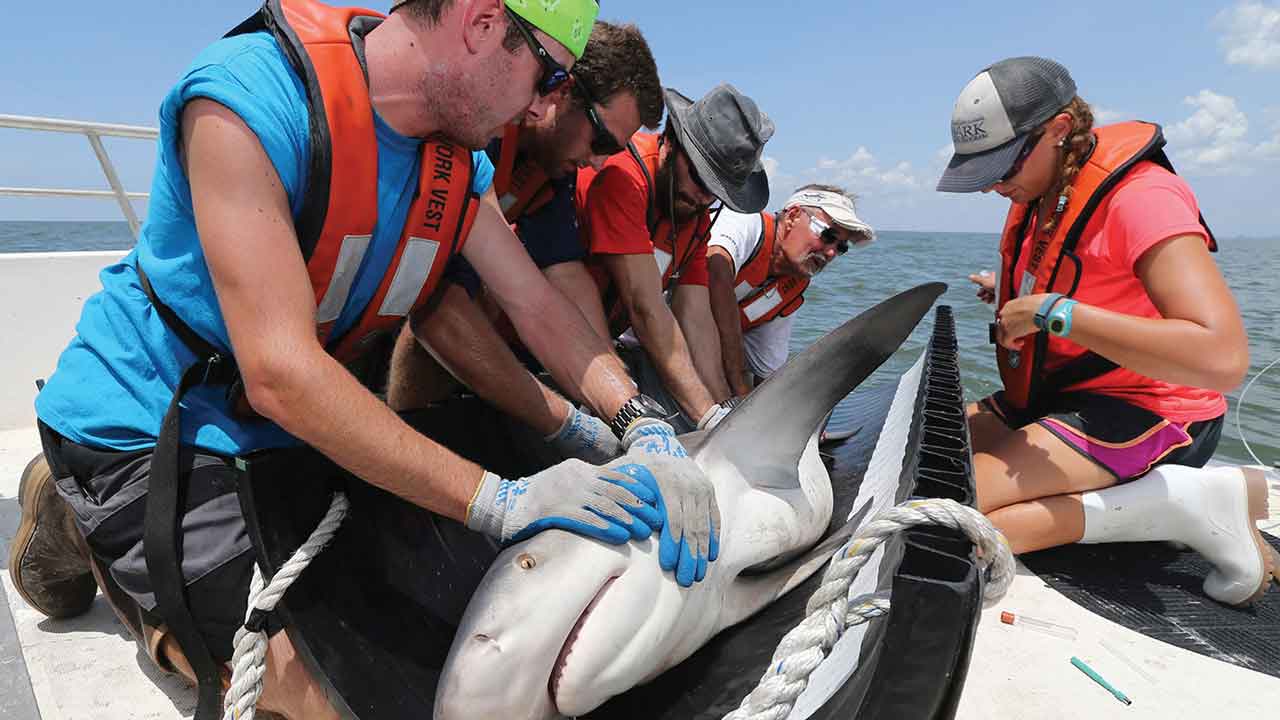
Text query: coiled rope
722 498 1015 720
223 492 349 720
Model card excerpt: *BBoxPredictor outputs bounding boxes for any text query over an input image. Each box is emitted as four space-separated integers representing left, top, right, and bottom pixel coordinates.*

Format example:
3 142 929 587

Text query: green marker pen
1070 656 1132 706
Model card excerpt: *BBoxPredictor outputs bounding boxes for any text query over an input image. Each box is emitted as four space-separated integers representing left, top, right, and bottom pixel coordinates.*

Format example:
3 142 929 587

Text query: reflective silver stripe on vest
742 287 783 322
733 280 757 301
379 237 441 317
316 234 372 324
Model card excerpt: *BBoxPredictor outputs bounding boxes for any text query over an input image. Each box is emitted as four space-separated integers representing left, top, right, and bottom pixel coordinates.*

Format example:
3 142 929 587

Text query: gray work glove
696 402 733 431
614 418 721 587
466 461 662 546
545 403 622 464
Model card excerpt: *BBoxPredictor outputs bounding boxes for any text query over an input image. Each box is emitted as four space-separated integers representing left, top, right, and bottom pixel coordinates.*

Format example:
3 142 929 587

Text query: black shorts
981 391 1223 480
38 421 257 663
38 415 505 665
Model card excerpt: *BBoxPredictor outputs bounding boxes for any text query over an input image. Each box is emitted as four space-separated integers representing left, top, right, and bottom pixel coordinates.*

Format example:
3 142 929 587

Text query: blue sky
3 0 1279 236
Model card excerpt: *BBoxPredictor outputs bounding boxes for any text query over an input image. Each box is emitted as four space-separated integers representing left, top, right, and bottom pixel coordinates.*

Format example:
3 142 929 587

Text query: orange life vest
995 121 1216 411
732 212 809 332
585 133 716 335
142 3 480 716
490 123 556 223
229 0 479 364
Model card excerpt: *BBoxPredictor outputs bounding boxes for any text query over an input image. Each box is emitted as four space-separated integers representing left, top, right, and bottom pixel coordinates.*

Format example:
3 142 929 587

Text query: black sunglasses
801 209 851 254
505 6 571 96
1000 130 1044 183
573 79 625 156
670 137 711 196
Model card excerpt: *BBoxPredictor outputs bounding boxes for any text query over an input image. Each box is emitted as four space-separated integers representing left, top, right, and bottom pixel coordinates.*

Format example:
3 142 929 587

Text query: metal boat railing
0 113 157 239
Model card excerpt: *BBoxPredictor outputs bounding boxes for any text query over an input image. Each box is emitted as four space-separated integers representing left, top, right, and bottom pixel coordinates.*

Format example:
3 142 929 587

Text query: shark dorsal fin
694 283 945 479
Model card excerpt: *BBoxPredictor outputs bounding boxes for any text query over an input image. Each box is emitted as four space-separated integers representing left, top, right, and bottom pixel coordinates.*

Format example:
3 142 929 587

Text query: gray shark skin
434 283 945 719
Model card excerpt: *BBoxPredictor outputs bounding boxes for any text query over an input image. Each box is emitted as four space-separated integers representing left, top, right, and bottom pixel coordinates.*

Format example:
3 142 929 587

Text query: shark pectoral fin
819 426 860 446
722 520 862 627
723 500 875 625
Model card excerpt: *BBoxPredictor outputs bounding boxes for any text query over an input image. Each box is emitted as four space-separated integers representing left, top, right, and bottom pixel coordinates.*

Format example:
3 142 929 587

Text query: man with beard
384 21 665 464
11 2 722 717
706 185 875 396
576 84 774 429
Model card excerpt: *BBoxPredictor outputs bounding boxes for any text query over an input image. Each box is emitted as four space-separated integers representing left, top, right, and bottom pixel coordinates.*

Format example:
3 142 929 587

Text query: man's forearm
706 262 753 397
413 284 567 436
507 279 636 423
673 285 731 403
628 298 716 420
244 346 483 522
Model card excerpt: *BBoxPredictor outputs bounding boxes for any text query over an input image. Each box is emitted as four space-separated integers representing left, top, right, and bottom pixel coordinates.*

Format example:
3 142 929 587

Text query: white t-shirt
706 210 798 379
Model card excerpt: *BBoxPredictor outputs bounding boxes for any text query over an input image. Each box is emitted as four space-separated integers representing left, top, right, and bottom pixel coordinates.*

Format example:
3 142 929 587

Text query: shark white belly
434 284 946 719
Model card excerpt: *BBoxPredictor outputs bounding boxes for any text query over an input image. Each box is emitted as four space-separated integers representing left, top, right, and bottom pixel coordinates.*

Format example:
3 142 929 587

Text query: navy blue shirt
447 139 585 295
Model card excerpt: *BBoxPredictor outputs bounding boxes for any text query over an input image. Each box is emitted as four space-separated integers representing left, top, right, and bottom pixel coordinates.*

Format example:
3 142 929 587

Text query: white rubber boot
1080 464 1279 605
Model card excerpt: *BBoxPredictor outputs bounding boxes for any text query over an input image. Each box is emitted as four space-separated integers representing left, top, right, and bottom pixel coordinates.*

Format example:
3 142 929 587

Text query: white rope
722 498 1015 720
223 492 350 720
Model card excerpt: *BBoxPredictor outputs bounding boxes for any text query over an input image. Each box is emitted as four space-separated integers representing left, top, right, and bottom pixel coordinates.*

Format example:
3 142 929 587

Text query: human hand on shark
619 418 722 587
543 403 621 465
471 414 723 587
465 462 664 546
438 284 947 720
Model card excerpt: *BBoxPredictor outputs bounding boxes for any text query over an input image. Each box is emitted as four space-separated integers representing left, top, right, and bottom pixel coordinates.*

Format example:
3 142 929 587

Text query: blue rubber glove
545 403 622 464
465 461 663 545
616 418 721 587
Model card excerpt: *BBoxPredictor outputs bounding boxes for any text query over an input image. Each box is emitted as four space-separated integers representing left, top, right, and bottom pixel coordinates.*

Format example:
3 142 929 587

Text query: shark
434 283 945 719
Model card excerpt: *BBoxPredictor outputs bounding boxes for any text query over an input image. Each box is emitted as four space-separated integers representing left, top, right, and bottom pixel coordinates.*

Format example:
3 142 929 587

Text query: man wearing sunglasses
15 0 728 717
576 84 775 430
387 21 663 434
706 185 875 396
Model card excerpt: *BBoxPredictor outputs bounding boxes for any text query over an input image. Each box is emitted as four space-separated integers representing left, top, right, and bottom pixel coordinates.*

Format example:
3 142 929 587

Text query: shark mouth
549 575 619 707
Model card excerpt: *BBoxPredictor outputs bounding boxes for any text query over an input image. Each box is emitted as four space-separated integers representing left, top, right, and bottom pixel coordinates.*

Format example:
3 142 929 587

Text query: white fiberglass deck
1 250 1277 719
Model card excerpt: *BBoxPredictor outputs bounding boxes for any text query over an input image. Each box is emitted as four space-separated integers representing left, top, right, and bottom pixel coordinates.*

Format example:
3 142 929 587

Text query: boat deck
2 422 1278 719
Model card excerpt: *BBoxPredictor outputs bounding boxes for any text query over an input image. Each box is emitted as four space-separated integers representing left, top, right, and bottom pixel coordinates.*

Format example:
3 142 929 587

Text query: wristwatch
608 393 669 439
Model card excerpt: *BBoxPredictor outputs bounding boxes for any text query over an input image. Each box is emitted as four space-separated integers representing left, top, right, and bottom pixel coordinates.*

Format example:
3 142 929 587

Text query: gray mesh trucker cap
936 56 1076 193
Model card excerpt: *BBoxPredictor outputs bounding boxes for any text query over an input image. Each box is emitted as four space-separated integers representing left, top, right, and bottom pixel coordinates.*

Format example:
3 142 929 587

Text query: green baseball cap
505 0 599 59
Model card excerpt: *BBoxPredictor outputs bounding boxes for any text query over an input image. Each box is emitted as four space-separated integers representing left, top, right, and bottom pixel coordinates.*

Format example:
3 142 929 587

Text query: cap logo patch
952 118 988 144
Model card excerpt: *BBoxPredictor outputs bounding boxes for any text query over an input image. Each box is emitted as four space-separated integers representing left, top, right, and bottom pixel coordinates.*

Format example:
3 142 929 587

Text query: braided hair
1040 96 1095 236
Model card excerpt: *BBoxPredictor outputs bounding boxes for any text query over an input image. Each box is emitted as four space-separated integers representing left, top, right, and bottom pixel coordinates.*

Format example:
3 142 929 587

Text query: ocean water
1 221 1277 466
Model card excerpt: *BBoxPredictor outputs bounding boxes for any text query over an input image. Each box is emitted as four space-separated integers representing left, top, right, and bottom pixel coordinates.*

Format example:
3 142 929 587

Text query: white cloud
1165 90 1253 173
761 156 802 204
809 146 924 193
1092 106 1130 125
1261 108 1280 157
1215 1 1280 69
761 156 780 183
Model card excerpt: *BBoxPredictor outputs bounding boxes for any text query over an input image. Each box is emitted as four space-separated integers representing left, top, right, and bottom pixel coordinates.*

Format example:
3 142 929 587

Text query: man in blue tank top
9 2 721 717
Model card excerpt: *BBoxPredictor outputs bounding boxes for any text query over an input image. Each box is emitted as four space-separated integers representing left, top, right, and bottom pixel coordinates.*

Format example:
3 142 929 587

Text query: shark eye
517 553 537 570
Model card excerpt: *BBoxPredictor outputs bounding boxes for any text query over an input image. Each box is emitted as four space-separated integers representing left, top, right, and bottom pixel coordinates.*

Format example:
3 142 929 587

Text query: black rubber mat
1022 533 1280 678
